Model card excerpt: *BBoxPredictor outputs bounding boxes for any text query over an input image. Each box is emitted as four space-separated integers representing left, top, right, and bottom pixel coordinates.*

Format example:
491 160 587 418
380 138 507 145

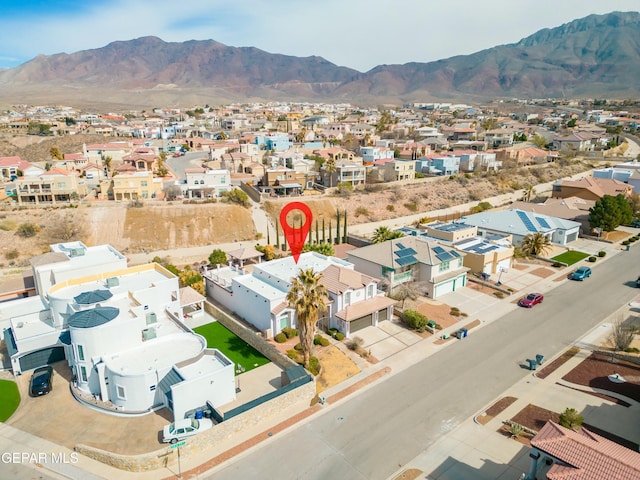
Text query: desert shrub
597 251 606 257
345 336 364 351
403 201 418 212
559 408 583 430
587 256 597 262
274 333 287 343
624 347 640 353
314 334 330 347
335 332 345 341
494 291 505 298
622 240 630 245
403 309 429 332
16 222 40 238
286 349 299 360
354 206 370 217
4 249 19 260
450 307 461 316
308 356 321 376
386 204 395 212
128 198 144 208
552 262 563 268
294 342 303 351
281 326 298 339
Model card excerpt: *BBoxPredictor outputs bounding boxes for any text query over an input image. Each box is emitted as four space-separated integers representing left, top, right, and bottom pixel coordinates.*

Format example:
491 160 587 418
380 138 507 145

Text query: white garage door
434 279 455 298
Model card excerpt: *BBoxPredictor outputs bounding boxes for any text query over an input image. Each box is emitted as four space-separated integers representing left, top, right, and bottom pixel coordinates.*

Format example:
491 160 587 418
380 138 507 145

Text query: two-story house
14 169 88 205
183 168 231 198
383 159 416 182
110 170 163 200
347 237 468 298
204 253 395 337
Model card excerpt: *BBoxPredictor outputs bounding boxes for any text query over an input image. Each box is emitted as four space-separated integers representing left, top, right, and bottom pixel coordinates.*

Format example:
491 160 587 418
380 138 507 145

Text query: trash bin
626 245 631 251
527 359 537 371
535 354 544 365
195 410 203 420
456 328 468 339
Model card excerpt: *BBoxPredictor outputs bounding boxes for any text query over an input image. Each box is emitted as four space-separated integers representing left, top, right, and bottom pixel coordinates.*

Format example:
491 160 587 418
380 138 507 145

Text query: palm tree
522 185 536 202
324 157 337 187
286 269 327 368
372 227 404 243
520 232 551 257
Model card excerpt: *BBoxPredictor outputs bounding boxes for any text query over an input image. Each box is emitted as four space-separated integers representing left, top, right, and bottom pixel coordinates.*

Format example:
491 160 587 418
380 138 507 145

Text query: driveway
7 362 171 455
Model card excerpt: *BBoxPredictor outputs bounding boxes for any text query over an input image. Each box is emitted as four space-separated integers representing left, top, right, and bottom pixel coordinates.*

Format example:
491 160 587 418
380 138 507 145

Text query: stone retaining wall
75 375 316 471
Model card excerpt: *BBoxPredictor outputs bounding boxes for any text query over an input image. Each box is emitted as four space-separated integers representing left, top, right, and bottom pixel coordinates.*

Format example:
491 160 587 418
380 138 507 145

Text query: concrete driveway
353 320 422 361
7 362 171 455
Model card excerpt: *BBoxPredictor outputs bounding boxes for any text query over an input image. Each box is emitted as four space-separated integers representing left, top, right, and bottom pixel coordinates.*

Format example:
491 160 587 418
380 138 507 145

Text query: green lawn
194 322 270 374
551 251 590 266
0 379 20 422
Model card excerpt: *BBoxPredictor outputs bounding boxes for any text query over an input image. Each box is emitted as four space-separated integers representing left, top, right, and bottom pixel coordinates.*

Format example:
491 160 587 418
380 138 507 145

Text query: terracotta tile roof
319 265 375 294
0 156 23 166
558 177 632 198
532 421 640 480
271 301 288 315
334 295 396 322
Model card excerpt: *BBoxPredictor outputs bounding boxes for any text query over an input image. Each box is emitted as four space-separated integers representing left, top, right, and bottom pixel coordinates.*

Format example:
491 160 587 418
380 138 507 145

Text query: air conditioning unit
146 312 157 325
106 277 119 288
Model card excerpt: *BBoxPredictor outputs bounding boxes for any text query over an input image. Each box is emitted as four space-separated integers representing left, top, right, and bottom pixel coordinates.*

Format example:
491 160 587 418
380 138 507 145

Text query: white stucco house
204 252 395 337
1 241 235 421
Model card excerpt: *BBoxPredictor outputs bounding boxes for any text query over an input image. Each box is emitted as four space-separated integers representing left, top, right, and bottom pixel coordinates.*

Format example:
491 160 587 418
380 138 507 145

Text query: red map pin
280 201 312 264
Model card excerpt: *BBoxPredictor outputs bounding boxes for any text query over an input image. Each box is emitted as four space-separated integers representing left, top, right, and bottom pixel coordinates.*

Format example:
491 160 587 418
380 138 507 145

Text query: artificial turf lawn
194 322 270 374
551 250 590 266
0 379 20 422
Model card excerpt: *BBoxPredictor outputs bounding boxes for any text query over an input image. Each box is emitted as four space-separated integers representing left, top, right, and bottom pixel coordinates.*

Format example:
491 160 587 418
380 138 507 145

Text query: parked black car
636 276 640 288
29 365 53 397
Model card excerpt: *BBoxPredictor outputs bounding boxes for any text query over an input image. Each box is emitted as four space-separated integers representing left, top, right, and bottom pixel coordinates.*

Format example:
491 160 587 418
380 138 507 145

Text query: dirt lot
264 161 595 227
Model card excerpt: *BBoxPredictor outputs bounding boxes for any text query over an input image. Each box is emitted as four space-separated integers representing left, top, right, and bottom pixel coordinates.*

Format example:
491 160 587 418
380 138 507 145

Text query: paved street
206 243 640 480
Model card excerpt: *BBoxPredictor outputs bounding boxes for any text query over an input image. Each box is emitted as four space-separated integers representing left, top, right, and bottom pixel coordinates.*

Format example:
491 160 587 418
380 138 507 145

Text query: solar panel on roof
395 256 418 266
536 217 551 229
394 247 417 257
516 210 537 232
433 246 446 254
436 252 453 262
396 242 406 249
450 250 461 257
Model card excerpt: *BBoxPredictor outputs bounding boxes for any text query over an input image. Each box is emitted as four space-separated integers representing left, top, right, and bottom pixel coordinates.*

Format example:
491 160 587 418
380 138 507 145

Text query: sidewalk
387 302 640 480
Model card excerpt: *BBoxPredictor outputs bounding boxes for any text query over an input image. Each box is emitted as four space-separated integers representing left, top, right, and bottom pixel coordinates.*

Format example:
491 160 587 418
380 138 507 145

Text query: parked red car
518 293 544 308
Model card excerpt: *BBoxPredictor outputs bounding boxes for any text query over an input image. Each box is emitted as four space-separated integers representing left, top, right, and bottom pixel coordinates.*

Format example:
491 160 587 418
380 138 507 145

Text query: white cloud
0 0 638 70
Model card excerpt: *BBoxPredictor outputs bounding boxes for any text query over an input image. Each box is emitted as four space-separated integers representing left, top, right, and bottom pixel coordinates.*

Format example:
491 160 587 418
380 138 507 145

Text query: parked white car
162 418 213 444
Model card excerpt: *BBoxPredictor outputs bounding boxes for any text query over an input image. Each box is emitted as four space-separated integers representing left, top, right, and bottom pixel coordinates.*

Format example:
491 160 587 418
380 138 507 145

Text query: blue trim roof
74 289 113 305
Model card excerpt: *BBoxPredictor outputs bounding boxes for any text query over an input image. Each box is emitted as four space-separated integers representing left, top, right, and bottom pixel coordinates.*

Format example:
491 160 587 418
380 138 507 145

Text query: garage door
19 347 66 372
350 314 373 333
378 308 388 322
566 232 578 243
434 279 455 298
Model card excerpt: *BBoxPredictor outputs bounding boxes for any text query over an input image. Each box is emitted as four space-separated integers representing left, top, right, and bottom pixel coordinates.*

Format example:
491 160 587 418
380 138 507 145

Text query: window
116 385 126 400
141 181 147 187
344 291 351 306
80 366 87 382
57 182 66 189
77 344 85 361
367 285 373 298
439 261 450 272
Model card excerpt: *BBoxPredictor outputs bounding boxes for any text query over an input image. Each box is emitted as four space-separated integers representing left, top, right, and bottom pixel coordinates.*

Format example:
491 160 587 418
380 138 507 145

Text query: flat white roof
234 274 284 301
178 350 231 379
104 333 203 375
50 265 173 303
254 252 351 282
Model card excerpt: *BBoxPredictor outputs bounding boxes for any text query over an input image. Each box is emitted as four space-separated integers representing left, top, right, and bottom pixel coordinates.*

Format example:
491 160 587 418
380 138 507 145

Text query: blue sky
0 0 638 71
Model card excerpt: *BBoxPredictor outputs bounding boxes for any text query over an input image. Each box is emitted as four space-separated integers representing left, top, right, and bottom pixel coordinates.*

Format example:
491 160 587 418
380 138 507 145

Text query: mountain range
0 11 638 108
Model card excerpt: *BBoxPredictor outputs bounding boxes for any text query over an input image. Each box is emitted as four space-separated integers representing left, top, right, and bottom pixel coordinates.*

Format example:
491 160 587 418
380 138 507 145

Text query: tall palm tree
372 226 392 243
520 232 551 257
324 157 337 187
286 269 327 368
